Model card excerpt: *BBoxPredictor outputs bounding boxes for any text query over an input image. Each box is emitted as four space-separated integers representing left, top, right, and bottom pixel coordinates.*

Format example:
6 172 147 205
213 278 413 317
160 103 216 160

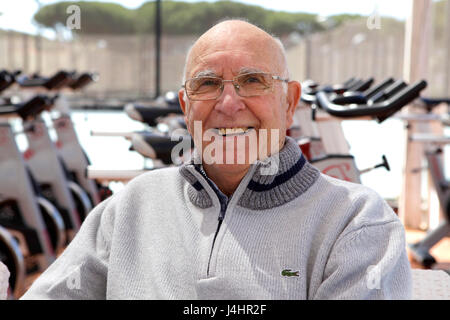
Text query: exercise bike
0 224 25 299
0 95 62 294
88 92 192 183
294 77 427 184
16 71 97 225
50 72 112 206
404 97 450 268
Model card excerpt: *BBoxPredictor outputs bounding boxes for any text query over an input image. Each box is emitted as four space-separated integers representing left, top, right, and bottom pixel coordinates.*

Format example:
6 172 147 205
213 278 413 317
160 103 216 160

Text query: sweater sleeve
313 202 413 300
20 196 115 300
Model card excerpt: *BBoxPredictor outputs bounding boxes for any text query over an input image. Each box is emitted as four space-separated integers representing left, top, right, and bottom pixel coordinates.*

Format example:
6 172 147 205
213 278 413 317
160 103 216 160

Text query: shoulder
127 166 181 186
311 173 401 232
315 172 389 206
93 166 185 217
116 166 185 196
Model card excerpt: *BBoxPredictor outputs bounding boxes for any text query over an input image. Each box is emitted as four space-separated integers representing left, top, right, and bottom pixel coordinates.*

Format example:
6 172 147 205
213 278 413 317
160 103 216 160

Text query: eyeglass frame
181 72 290 101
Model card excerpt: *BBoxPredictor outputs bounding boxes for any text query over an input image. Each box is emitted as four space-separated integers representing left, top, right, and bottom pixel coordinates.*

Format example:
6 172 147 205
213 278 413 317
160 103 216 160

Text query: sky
0 0 414 36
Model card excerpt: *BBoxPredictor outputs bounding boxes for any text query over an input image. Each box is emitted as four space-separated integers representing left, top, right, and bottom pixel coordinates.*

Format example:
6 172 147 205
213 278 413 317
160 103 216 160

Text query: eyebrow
192 69 217 78
238 67 265 74
190 67 266 80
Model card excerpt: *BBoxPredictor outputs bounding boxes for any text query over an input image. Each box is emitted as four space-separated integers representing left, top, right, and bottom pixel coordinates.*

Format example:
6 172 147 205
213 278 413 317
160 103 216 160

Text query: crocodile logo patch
281 269 299 277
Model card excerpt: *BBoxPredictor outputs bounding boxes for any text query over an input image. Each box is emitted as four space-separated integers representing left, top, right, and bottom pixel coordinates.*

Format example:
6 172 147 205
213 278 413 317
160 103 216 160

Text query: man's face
179 25 299 172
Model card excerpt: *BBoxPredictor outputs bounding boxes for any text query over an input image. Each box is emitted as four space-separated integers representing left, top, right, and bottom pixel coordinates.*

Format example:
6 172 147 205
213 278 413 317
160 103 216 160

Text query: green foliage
33 0 366 36
327 14 363 27
34 1 136 34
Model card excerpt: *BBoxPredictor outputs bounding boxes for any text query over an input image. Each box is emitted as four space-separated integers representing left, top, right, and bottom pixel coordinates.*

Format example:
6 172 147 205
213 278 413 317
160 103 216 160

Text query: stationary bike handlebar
363 78 395 99
315 80 427 123
301 77 374 105
68 72 99 90
17 71 75 90
346 77 375 92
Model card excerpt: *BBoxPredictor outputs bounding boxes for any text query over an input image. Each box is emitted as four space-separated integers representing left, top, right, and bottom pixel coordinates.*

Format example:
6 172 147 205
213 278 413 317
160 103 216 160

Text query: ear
178 89 187 114
285 81 301 128
178 89 190 124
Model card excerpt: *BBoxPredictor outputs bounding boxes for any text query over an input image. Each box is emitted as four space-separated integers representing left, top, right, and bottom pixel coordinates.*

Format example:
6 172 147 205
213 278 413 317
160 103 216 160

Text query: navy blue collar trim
247 154 306 192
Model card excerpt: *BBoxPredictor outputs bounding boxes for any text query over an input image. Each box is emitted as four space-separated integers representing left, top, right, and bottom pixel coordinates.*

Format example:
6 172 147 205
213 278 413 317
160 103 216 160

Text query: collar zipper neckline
194 165 230 277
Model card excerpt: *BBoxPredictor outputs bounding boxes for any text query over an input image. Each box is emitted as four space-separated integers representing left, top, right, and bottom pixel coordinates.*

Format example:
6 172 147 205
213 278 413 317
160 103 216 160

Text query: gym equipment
294 77 427 183
0 70 113 298
88 90 191 183
22 115 87 233
0 95 58 276
405 97 450 268
14 73 94 235
17 72 98 220
16 71 75 91
0 225 26 299
124 91 183 127
51 72 111 206
0 70 21 93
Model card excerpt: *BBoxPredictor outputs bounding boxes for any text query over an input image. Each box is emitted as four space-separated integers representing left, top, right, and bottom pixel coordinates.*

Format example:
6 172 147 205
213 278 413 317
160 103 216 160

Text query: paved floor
406 228 450 271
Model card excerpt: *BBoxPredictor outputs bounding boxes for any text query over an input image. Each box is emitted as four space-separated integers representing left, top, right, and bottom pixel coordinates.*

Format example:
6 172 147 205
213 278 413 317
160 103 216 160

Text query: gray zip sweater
21 137 412 299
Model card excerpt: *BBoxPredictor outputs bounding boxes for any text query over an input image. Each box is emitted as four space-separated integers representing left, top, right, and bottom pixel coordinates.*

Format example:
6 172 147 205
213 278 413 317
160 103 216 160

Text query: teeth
217 127 252 136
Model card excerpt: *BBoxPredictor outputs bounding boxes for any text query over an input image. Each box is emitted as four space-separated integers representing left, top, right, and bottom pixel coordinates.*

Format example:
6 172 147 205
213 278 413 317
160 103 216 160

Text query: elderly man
21 20 412 300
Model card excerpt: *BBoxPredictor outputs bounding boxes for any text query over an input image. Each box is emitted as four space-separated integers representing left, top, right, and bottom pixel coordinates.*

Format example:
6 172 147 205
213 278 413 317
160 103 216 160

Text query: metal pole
399 0 432 229
35 0 43 72
445 0 450 95
305 36 311 79
154 0 161 98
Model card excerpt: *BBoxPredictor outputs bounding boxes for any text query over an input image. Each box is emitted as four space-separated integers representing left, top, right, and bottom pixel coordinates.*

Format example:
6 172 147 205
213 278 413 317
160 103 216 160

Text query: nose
214 81 246 116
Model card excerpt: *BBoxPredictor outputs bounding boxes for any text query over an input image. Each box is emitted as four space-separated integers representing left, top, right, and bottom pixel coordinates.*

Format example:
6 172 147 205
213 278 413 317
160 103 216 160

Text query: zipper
207 196 227 277
194 164 229 277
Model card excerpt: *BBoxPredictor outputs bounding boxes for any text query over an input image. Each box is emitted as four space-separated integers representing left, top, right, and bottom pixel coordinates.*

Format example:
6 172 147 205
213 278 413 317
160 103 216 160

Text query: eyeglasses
182 72 289 101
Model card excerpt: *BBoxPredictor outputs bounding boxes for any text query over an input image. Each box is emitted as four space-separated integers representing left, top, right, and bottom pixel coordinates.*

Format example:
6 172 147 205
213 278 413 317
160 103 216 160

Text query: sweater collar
179 136 320 210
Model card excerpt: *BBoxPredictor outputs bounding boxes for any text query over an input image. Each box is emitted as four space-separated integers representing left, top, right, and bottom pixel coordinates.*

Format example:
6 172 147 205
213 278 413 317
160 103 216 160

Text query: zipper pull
218 202 226 221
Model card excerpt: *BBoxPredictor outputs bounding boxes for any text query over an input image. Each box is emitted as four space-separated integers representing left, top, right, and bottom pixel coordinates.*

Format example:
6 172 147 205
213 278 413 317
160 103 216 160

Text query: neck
202 163 250 197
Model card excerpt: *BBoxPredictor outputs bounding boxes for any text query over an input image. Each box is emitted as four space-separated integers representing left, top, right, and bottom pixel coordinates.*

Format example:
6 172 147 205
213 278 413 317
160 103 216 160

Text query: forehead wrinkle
184 20 288 78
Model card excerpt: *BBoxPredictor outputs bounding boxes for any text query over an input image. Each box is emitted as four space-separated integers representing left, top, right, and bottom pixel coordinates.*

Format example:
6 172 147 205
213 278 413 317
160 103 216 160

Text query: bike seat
125 103 183 127
131 132 193 164
419 97 450 112
164 91 180 107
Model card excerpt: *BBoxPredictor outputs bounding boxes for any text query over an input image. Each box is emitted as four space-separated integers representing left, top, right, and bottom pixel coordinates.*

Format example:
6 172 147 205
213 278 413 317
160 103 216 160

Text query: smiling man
21 20 412 300
179 20 299 196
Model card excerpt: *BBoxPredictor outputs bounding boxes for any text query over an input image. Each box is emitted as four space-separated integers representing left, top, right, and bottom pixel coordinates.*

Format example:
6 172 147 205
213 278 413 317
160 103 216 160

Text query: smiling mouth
214 127 255 137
